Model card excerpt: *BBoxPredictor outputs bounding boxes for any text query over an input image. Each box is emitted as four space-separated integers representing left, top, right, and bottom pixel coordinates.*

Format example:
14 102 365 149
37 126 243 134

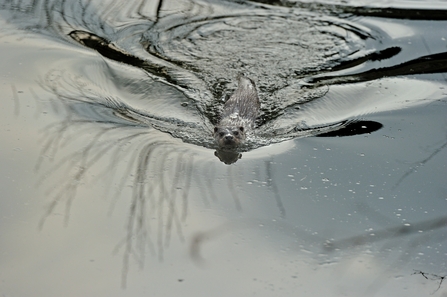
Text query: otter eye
219 132 225 137
214 127 218 133
233 131 239 136
239 126 244 132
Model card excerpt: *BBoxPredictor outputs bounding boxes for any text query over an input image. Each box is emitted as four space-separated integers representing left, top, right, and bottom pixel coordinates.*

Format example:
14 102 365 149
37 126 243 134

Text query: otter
213 75 260 151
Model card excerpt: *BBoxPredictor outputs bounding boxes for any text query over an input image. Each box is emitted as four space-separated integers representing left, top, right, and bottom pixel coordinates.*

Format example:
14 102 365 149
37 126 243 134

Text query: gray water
0 0 446 296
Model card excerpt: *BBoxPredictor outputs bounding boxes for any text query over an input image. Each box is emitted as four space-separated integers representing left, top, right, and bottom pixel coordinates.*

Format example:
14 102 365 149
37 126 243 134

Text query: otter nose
225 135 234 140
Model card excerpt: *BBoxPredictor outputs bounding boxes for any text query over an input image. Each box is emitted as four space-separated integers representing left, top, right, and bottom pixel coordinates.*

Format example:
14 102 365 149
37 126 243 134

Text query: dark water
0 0 446 296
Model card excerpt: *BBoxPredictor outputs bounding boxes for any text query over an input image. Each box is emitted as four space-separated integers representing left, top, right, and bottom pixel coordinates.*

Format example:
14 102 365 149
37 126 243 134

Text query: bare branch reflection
323 216 447 252
393 138 447 190
265 160 285 218
34 69 197 287
33 67 287 287
413 270 446 294
324 216 447 295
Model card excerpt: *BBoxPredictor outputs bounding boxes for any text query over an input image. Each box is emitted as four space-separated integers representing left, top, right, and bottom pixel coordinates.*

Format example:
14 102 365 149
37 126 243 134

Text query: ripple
143 10 368 107
3 0 444 154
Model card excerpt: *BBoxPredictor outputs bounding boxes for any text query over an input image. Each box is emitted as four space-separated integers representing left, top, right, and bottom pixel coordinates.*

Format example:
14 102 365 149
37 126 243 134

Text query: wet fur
214 76 260 150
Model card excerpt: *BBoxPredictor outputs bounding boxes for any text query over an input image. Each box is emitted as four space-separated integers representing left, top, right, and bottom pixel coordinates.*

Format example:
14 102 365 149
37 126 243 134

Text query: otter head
213 126 246 149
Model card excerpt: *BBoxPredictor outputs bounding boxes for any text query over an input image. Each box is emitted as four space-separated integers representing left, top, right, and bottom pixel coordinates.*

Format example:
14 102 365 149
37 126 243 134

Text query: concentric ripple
143 11 368 111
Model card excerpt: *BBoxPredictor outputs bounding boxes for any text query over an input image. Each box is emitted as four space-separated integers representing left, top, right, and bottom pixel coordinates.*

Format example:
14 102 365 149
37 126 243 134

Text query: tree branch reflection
34 67 286 287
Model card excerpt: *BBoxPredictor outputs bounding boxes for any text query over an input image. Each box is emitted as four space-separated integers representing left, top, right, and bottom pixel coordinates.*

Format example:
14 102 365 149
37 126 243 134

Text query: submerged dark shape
316 120 383 137
213 75 260 150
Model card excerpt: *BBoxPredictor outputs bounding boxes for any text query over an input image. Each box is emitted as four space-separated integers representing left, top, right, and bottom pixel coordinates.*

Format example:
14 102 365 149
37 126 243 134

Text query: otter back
222 76 260 122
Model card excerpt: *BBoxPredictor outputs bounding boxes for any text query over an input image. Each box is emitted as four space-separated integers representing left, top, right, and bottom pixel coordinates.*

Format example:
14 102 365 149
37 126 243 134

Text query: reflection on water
32 75 290 285
1 0 447 295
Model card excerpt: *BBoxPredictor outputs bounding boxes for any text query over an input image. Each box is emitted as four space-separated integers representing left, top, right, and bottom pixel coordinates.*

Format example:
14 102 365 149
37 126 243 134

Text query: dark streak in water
309 51 447 86
324 216 447 251
393 138 447 190
252 0 447 20
10 84 20 116
265 160 286 218
330 47 402 72
69 30 178 87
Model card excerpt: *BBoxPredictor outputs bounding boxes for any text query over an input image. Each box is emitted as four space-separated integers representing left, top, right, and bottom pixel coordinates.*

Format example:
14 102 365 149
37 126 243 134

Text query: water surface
0 0 446 296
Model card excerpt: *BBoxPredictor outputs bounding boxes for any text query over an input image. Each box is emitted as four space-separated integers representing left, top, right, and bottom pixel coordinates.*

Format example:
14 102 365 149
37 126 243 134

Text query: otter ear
214 127 219 133
239 126 244 132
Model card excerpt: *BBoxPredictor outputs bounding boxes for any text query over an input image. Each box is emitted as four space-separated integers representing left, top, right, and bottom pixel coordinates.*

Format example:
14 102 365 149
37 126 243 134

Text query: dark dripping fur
213 75 260 150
